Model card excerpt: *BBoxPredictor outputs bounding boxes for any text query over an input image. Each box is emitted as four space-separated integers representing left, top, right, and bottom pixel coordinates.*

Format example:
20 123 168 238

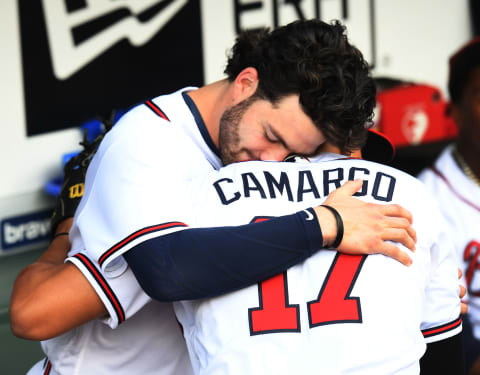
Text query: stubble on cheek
218 97 256 165
218 116 240 166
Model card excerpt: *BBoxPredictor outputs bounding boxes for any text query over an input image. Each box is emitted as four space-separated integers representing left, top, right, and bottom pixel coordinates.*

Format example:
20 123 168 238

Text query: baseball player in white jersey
26 87 205 375
418 36 480 374
418 146 480 337
172 153 462 374
11 20 421 375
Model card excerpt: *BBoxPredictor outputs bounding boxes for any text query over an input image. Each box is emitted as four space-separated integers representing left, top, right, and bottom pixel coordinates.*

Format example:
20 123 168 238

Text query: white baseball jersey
174 153 462 375
418 144 480 340
30 87 222 375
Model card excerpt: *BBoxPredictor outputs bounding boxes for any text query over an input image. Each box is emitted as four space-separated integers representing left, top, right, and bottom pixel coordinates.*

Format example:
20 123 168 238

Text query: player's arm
10 127 111 341
9 219 107 341
124 179 417 301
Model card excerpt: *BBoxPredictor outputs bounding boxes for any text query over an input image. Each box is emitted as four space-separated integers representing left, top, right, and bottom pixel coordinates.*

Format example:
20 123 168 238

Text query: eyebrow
266 123 290 151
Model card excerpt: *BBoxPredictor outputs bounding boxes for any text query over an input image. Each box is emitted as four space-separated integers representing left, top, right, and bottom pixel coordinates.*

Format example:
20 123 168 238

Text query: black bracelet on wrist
321 205 344 248
53 232 69 240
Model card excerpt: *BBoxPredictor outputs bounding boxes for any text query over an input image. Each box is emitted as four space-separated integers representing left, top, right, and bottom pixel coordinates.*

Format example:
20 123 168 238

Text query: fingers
381 228 416 253
374 242 413 267
457 269 467 314
405 224 417 245
381 216 417 250
459 284 467 300
380 203 413 224
333 179 363 197
325 190 416 266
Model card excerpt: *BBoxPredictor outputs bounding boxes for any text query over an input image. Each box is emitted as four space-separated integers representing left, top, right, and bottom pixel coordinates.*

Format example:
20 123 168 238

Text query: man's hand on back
313 179 416 266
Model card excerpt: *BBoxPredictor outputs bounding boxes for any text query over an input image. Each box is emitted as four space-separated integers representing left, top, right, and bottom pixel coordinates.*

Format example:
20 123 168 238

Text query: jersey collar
182 91 221 158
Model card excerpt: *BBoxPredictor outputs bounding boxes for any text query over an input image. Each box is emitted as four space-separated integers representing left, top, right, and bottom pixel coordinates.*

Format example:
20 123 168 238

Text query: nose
259 147 290 162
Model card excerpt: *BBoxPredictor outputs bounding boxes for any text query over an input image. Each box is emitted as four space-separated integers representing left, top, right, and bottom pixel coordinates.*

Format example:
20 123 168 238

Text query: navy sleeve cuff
299 207 324 254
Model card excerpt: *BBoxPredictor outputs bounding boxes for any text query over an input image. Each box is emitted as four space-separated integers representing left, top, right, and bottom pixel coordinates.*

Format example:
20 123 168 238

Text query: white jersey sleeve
66 250 148 328
72 107 195 274
406 175 463 343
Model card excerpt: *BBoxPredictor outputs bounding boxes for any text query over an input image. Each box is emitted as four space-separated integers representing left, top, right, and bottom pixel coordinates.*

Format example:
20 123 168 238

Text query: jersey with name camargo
175 153 462 375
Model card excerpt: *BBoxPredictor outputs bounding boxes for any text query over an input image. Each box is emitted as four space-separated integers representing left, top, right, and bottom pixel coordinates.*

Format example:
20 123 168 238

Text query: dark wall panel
18 0 204 136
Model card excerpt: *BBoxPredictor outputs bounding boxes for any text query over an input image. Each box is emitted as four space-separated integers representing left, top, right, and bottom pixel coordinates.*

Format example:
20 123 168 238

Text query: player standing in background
11 20 417 375
418 37 480 375
165 152 463 374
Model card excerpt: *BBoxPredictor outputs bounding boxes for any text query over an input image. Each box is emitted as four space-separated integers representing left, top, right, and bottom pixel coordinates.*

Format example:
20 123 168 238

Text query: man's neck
455 140 480 185
186 79 233 149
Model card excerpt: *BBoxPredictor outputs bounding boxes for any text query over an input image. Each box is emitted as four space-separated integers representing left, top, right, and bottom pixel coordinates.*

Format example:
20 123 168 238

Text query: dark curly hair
224 19 376 154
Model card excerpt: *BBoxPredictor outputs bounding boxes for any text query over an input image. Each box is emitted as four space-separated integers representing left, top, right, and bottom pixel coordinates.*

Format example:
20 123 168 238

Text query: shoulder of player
104 104 194 154
80 122 196 194
115 101 177 134
115 86 198 131
324 158 426 185
335 159 441 213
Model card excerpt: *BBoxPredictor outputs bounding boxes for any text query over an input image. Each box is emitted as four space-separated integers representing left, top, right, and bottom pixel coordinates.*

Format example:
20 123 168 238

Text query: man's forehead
273 96 323 145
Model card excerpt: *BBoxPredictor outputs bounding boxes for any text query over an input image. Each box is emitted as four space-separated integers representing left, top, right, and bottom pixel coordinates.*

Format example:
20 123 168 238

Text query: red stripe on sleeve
98 222 187 266
422 316 462 338
75 253 125 323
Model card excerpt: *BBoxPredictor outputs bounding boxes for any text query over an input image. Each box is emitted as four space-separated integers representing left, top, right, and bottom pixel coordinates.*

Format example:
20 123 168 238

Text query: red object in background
375 84 458 147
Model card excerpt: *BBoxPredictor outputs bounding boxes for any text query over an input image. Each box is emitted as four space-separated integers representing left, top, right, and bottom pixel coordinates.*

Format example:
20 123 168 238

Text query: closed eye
264 124 285 146
265 130 279 143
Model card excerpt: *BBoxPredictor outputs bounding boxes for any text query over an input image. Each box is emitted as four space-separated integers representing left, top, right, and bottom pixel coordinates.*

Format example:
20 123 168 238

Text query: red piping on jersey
464 241 480 296
74 253 125 324
145 100 170 121
422 316 462 338
98 222 188 267
44 360 52 375
430 166 480 212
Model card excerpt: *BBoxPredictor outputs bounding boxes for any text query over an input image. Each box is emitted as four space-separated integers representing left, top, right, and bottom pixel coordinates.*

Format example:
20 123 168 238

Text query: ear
232 67 259 104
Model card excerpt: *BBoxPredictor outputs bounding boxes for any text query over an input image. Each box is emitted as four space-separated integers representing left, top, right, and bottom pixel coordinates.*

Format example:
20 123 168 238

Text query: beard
218 96 256 166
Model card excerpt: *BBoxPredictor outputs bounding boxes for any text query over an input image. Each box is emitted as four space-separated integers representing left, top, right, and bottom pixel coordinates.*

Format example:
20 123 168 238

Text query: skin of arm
9 219 107 340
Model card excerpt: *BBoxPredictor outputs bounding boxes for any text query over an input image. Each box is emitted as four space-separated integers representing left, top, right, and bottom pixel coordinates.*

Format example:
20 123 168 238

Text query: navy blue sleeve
123 208 324 301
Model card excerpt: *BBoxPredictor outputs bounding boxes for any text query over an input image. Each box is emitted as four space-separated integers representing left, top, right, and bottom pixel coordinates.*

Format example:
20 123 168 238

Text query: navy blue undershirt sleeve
123 208 324 301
